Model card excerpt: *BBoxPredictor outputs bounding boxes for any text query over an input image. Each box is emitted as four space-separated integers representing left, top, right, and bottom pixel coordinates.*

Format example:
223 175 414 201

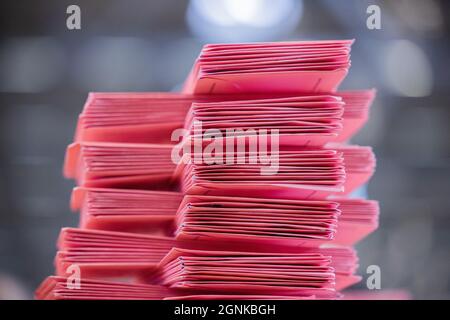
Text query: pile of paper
36 39 379 300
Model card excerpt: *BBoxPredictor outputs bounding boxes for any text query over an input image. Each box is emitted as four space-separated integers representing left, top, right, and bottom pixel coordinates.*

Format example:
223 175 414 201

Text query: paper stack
36 40 379 300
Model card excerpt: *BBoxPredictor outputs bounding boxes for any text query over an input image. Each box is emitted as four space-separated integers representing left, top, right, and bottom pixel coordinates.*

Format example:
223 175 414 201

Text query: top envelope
183 40 353 94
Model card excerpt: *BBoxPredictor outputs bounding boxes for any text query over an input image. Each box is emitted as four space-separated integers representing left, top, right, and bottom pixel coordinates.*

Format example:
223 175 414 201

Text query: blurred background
0 0 449 299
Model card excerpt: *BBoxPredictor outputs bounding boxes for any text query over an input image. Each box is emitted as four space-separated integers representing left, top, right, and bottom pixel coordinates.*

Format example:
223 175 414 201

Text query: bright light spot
384 40 433 97
225 0 260 26
223 0 290 27
192 0 235 26
187 0 302 42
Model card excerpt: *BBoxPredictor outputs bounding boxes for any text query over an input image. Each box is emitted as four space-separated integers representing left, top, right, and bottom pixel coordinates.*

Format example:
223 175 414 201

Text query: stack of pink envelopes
174 195 377 249
64 142 176 189
157 248 337 298
183 40 352 94
71 188 183 233
55 228 175 280
35 276 170 300
37 40 380 300
184 95 345 147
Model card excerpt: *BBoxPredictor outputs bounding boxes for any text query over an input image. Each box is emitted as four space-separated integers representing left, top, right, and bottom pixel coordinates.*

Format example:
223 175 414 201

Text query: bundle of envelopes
177 150 331 199
52 227 361 287
157 248 337 298
174 146 375 200
174 195 378 248
335 90 376 142
175 195 340 246
184 95 344 147
74 90 373 145
75 93 191 144
69 188 378 247
71 190 378 244
64 142 175 189
74 92 251 144
333 198 379 245
155 247 358 298
36 276 317 300
332 144 376 195
37 39 381 300
55 228 175 279
35 276 170 300
183 40 353 94
71 187 183 233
